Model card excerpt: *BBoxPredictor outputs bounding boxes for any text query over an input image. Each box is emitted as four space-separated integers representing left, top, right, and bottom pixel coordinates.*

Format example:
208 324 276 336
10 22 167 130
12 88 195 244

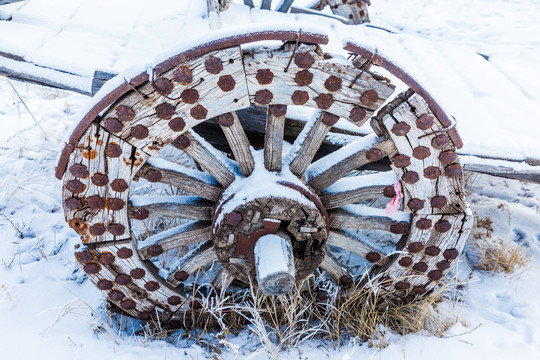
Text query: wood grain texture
329 207 402 232
320 252 352 283
327 229 389 266
166 241 217 286
129 197 214 220
327 0 370 24
320 184 391 209
264 106 287 171
219 112 255 176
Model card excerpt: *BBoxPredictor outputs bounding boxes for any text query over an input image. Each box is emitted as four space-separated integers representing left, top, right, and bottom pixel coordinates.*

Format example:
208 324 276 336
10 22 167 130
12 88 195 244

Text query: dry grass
468 237 531 275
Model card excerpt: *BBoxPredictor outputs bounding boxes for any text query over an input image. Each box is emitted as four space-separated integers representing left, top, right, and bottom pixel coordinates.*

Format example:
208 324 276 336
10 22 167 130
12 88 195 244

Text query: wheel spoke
166 241 217 287
264 105 287 171
320 171 398 209
218 112 255 177
172 130 237 187
212 268 234 294
329 205 410 232
138 221 212 260
327 229 389 266
306 134 397 192
261 0 272 10
138 158 222 202
129 195 214 220
320 252 354 285
288 111 339 177
277 0 295 12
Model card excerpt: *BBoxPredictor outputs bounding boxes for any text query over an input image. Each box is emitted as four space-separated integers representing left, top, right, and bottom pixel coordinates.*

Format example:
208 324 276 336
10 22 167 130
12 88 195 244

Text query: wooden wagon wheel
58 29 473 326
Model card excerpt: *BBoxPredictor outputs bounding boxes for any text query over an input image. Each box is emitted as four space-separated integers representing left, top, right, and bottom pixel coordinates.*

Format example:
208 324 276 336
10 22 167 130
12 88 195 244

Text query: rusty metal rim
55 30 329 180
343 41 464 149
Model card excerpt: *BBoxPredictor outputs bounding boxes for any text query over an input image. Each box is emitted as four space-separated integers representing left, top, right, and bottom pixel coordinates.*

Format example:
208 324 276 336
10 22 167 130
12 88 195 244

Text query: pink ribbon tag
385 182 403 215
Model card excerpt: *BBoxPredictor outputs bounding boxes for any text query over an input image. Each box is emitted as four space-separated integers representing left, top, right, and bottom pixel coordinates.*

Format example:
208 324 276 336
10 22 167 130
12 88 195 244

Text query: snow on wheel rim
59 28 473 325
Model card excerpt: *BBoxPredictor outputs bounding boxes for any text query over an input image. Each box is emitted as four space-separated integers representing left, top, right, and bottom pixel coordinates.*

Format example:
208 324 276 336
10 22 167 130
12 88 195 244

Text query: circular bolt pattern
395 281 410 290
218 113 235 127
295 70 313 86
408 198 425 211
97 279 113 290
412 146 431 160
144 169 162 182
169 117 186 132
408 242 424 253
365 148 383 162
321 112 340 126
443 249 459 260
131 125 149 139
147 245 163 257
390 222 408 234
431 135 450 149
402 171 420 184
168 296 183 306
174 270 189 282
218 75 236 92
107 198 125 211
434 220 452 233
445 163 463 178
424 166 441 180
416 114 435 130
393 154 411 168
117 247 133 259
255 89 273 105
431 196 448 208
84 262 101 274
437 260 451 271
109 290 124 302
121 299 136 310
65 198 82 210
383 185 396 198
270 104 287 117
204 56 223 74
156 103 175 120
89 224 106 236
105 143 122 158
324 75 342 91
115 274 132 285
291 90 309 105
428 270 443 281
108 223 125 236
66 179 85 194
413 262 428 272
416 218 432 230
154 78 173 95
87 195 105 209
349 107 366 123
99 252 115 265
172 135 191 150
145 281 160 292
130 268 146 279
366 252 381 263
190 105 208 120
425 246 441 256
360 90 378 106
391 122 411 136
69 164 89 178
226 211 242 226
181 89 199 104
91 173 109 186
116 106 135 122
315 93 334 109
174 66 193 84
399 256 413 267
256 69 274 84
110 178 128 192
439 151 457 165
294 52 315 68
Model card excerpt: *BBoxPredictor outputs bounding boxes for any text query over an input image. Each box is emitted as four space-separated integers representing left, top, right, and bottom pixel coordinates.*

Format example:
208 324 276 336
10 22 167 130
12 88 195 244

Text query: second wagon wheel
57 28 474 326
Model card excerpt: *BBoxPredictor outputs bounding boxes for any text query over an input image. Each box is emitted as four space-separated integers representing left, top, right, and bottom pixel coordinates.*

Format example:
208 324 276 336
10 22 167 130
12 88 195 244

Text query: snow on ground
1 1 540 359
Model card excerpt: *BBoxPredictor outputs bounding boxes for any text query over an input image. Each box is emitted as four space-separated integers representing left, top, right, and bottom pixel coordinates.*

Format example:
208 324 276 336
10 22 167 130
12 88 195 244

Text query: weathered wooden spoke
129 196 214 220
327 229 389 267
264 105 287 171
138 221 212 260
211 268 234 294
320 171 398 209
167 241 217 287
218 112 255 177
329 205 410 233
320 252 354 286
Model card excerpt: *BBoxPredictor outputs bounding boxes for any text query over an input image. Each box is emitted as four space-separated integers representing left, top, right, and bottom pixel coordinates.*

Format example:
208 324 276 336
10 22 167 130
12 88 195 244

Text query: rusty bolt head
412 262 428 272
97 279 113 290
174 270 189 282
75 250 94 263
103 117 123 133
117 247 133 259
155 102 176 120
384 185 396 198
115 274 132 285
91 173 109 186
204 56 223 74
108 223 125 236
110 179 128 192
190 104 208 120
338 274 354 287
437 260 451 271
105 143 122 158
295 70 314 86
294 52 315 69
445 163 462 178
398 256 413 267
321 112 339 126
218 113 235 127
434 220 452 233
366 148 384 162
256 69 274 85
218 75 236 92
154 77 173 95
315 93 334 109
132 207 150 220
168 295 183 306
291 90 309 105
131 125 149 139
255 89 273 105
147 245 163 257
395 281 411 290
121 299 136 310
412 146 431 160
130 268 146 279
391 122 411 136
83 262 101 274
349 107 366 123
423 166 441 180
69 164 89 178
408 242 424 253
416 114 435 130
431 196 448 208
65 197 82 210
169 117 186 132
107 198 125 211
270 104 287 117
226 211 242 226
181 88 199 104
425 246 441 256
366 252 382 263
408 198 425 211
413 286 426 295
416 218 432 230
324 75 342 92
402 171 420 184
360 90 378 107
172 134 191 150
98 252 115 265
393 154 411 168
431 135 450 149
174 66 193 84
66 179 85 194
139 312 152 321
109 290 124 302
89 223 106 236
144 169 162 182
428 270 443 281
116 105 135 122
439 151 457 165
443 249 459 260
144 281 160 292
390 222 408 234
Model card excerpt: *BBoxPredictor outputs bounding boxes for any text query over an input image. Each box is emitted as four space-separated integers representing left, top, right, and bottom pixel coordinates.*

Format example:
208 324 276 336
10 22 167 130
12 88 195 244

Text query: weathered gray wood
327 0 370 24
277 0 295 12
309 0 328 10
139 221 212 260
320 252 352 284
463 163 540 184
207 0 222 29
327 230 389 266
219 112 255 177
254 232 295 295
128 196 214 220
264 105 287 171
212 269 234 293
91 70 116 95
321 184 389 209
330 207 404 232
243 0 255 7
167 241 217 286
261 0 272 10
